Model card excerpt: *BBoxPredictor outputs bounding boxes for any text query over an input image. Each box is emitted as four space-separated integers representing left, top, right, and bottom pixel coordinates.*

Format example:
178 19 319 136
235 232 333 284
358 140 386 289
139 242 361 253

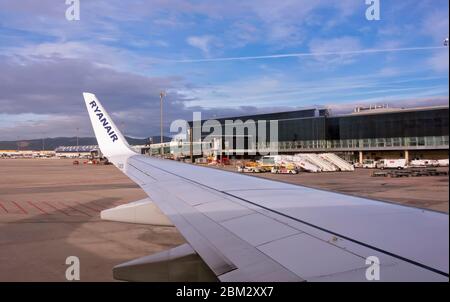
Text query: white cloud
2 41 160 74
186 35 218 56
421 9 449 73
240 0 360 47
181 69 449 109
308 36 362 67
154 40 170 48
422 9 449 43
427 50 450 73
225 21 260 48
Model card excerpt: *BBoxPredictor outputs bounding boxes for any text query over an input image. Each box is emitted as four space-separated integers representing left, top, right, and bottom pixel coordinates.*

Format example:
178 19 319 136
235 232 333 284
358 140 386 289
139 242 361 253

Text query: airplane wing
83 92 449 282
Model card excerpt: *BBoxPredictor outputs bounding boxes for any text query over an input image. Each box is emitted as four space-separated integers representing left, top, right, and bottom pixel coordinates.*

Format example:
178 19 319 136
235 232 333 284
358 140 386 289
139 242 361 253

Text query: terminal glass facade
189 107 449 154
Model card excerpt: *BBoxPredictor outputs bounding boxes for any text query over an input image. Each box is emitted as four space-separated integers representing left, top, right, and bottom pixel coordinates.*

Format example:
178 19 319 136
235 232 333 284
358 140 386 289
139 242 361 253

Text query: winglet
83 93 135 162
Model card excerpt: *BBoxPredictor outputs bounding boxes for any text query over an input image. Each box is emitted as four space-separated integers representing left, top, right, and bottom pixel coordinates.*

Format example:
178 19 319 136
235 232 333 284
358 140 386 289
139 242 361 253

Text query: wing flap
113 243 218 282
100 198 174 226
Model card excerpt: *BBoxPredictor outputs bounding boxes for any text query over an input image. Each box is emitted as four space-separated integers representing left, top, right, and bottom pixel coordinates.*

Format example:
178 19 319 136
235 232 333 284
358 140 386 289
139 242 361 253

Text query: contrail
170 46 447 63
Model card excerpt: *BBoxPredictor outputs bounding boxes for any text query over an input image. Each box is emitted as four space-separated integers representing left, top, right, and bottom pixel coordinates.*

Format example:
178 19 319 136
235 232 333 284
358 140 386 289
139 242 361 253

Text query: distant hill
0 136 172 151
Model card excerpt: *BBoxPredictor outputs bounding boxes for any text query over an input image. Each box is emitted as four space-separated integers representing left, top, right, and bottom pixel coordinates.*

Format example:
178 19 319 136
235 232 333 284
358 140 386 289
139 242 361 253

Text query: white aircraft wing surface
83 93 449 282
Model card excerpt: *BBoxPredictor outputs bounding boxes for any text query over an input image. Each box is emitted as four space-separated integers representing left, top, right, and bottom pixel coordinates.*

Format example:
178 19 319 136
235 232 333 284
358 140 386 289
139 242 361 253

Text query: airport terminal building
167 105 449 163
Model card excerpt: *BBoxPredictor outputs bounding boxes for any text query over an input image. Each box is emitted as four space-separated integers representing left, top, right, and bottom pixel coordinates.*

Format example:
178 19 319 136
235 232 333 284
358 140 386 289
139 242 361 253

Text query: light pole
160 91 166 157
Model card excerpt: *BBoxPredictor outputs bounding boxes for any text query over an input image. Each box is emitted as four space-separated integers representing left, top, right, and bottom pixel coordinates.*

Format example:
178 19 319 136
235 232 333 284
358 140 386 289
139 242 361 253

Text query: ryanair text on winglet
89 100 119 142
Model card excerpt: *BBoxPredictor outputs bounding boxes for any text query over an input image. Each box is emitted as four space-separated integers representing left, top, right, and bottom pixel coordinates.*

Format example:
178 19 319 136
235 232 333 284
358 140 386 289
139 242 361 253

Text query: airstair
299 153 338 172
282 155 321 173
319 153 354 171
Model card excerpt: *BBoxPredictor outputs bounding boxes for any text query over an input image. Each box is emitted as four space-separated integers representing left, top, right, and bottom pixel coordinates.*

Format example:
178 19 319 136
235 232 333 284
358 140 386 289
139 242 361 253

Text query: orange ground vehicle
271 164 298 174
237 161 263 173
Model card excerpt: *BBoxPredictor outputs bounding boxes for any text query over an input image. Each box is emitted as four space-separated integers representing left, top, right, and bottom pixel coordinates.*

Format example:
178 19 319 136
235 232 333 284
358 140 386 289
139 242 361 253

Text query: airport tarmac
214 164 449 213
0 159 448 281
0 159 185 281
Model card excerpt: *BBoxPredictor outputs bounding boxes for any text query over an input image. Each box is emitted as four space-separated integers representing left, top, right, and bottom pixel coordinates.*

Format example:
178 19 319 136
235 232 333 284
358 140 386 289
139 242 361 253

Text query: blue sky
0 0 448 140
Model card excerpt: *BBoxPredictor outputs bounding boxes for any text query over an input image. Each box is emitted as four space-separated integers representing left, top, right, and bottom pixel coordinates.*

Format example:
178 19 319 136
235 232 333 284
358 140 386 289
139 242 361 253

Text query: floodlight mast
160 91 166 157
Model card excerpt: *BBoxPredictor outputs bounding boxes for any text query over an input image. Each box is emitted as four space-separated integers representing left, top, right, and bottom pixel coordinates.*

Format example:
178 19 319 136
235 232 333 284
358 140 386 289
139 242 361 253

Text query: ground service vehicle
271 165 298 174
377 159 407 170
362 159 377 169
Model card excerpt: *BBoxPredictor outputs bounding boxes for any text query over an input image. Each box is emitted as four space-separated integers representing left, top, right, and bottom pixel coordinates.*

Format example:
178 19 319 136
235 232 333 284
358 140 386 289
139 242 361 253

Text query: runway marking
76 202 102 214
11 201 28 214
27 201 49 214
59 201 92 217
43 201 70 216
0 201 8 213
91 200 110 210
